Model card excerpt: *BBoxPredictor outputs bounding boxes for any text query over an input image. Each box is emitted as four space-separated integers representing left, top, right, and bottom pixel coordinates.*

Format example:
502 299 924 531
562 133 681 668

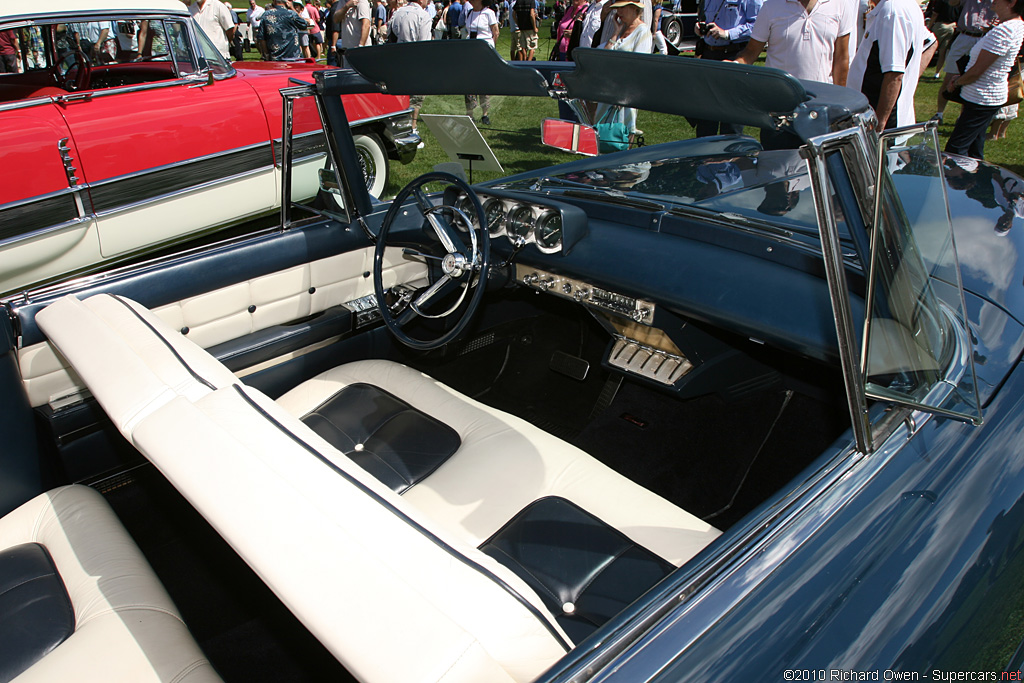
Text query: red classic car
0 0 418 296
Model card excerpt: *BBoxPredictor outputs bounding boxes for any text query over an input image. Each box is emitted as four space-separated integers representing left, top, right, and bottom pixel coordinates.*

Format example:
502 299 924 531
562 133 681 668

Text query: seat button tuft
562 602 575 615
353 443 364 451
180 327 189 335
248 305 257 313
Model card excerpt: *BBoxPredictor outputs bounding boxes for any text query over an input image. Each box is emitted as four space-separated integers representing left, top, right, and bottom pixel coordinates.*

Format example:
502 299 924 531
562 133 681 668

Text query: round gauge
453 194 476 231
535 210 563 252
483 198 507 236
507 205 535 241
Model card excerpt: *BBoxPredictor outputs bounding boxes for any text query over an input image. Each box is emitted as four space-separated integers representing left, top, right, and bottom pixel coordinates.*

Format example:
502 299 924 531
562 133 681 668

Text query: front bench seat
276 360 722 643
0 485 220 683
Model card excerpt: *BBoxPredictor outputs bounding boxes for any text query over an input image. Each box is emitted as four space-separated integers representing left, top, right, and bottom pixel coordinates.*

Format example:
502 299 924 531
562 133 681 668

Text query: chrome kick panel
608 337 692 385
516 265 654 325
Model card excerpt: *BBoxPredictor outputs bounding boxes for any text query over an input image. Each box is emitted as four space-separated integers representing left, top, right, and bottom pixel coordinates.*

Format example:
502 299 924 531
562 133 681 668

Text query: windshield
863 128 982 424
496 145 847 242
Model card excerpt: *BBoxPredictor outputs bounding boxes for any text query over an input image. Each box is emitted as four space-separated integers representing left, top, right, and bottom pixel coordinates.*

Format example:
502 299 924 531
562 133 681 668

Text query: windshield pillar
804 130 874 453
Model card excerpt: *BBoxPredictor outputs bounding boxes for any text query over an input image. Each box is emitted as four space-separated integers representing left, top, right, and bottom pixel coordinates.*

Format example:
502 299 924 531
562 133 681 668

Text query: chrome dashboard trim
464 192 566 254
515 265 655 324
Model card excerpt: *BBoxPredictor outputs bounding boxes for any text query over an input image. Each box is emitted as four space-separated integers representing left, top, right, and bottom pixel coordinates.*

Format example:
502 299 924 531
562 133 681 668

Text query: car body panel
574 361 1024 680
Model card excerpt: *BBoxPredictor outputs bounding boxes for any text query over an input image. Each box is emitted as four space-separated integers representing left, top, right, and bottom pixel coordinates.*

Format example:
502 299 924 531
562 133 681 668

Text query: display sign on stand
419 114 503 183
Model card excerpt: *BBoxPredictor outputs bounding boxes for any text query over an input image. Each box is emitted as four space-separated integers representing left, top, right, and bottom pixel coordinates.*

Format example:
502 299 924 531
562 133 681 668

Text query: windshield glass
863 128 982 424
496 145 846 242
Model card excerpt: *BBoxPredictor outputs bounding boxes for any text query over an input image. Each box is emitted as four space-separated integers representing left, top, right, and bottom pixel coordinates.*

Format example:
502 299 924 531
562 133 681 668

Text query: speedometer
454 194 476 231
508 205 535 242
535 210 563 252
483 198 506 236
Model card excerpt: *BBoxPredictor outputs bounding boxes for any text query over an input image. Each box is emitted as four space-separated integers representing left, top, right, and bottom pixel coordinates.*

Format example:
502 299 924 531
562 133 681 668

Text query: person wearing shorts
511 0 537 59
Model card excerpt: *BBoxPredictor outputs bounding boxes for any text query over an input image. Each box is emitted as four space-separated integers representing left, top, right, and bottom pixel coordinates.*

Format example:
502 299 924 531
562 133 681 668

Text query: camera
696 21 707 36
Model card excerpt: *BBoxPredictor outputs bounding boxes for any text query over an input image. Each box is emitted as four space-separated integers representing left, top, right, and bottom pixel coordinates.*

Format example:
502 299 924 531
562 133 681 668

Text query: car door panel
15 220 427 410
57 79 276 258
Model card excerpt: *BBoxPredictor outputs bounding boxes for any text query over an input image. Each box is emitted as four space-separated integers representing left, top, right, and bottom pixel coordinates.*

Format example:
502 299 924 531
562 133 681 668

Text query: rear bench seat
0 485 220 683
37 293 721 683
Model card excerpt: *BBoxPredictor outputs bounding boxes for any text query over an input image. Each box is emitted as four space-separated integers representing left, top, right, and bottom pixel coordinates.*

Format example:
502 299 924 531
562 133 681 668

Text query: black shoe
481 115 491 126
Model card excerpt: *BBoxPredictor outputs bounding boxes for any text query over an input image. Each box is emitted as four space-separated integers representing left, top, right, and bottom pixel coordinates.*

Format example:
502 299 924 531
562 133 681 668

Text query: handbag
595 105 630 153
941 53 972 105
1006 59 1023 106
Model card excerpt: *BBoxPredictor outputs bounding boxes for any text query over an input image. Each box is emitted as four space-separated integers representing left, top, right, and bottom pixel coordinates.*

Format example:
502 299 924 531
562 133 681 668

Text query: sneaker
481 115 491 126
416 141 425 149
929 112 944 123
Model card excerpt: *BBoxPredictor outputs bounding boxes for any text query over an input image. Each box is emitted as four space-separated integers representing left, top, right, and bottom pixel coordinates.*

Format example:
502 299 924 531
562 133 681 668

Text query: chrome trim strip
88 145 272 213
53 78 197 103
269 109 416 148
92 165 274 219
0 97 60 113
0 215 92 250
87 140 272 190
0 186 83 213
233 335 344 378
0 11 190 25
805 128 873 453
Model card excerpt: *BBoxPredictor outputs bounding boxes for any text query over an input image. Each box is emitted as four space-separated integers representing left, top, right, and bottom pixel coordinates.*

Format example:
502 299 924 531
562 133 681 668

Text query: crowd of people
236 0 1021 159
1 0 1017 159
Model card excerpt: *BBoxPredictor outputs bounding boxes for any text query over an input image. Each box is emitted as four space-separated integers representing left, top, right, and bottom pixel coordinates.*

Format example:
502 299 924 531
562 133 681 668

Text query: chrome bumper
392 131 422 165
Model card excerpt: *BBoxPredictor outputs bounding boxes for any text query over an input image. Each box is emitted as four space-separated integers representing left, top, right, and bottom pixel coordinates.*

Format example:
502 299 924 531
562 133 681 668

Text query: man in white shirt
190 0 236 59
847 0 926 130
734 0 853 86
332 0 371 66
389 0 431 135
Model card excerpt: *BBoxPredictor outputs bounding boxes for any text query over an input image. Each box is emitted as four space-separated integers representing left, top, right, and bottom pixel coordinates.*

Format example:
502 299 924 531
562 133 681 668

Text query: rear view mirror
542 118 599 157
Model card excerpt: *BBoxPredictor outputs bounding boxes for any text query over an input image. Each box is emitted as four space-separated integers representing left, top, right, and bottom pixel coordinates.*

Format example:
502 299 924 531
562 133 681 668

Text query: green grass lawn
240 21 1024 197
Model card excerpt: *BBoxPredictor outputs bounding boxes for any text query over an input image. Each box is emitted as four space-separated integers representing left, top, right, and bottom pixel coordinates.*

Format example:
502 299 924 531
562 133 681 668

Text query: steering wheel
57 50 91 91
373 172 490 351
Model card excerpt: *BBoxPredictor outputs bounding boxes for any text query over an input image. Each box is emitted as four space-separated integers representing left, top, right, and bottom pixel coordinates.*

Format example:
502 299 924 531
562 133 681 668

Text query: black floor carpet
100 468 354 683
572 382 845 529
415 312 613 440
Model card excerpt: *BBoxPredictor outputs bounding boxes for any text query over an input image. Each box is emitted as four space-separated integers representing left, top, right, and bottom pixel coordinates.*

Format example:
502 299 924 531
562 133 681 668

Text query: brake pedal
550 351 589 381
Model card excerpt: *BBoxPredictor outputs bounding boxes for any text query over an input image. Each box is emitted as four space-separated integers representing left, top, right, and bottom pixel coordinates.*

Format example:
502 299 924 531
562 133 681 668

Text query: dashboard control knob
562 282 573 294
523 273 540 286
537 276 555 291
573 288 590 302
631 308 651 322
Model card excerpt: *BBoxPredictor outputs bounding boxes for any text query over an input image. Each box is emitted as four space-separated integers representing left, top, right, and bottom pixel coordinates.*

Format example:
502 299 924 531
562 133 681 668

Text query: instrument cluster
454 193 564 254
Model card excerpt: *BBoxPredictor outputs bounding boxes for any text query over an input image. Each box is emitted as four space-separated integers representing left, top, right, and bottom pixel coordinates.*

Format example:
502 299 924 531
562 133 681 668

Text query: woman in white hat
598 0 651 143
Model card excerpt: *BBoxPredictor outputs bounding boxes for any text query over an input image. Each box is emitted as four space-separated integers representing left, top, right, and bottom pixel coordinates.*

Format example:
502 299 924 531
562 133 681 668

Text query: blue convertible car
2 41 1024 682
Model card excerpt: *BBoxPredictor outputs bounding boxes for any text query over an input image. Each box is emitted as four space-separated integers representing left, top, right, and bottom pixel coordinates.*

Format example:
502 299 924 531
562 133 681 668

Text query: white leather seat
133 386 571 683
36 294 237 434
276 360 719 567
0 485 220 683
36 292 722 682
